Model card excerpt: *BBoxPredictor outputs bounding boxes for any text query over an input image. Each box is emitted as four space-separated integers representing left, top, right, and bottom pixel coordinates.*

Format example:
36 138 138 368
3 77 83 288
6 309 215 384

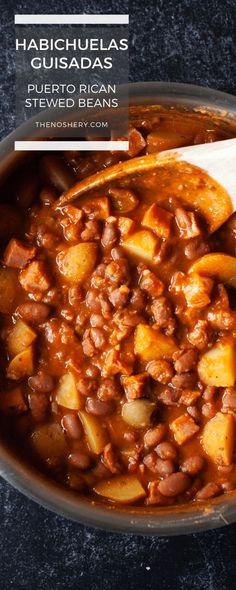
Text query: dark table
1 0 236 588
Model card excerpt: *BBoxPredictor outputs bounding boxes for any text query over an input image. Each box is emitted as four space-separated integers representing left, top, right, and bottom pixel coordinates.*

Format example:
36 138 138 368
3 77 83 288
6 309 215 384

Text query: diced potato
79 410 108 454
7 346 34 380
117 216 135 237
142 204 173 238
147 129 190 153
190 253 236 289
0 268 17 313
170 414 200 445
183 273 213 308
202 412 234 465
134 324 178 362
198 337 236 387
122 399 156 429
94 475 146 503
123 230 159 262
56 372 83 410
31 423 67 463
57 242 97 283
7 320 37 357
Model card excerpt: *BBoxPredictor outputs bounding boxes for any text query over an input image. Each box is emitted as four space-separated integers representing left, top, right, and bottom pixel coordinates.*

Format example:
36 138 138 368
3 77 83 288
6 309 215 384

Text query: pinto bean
109 286 130 308
68 451 92 470
28 371 54 393
90 327 106 349
17 302 50 325
77 378 97 396
28 391 49 422
184 237 210 260
202 386 216 401
140 270 164 298
202 402 216 419
151 297 175 335
143 452 175 476
187 320 210 350
82 330 96 357
158 472 191 497
155 442 177 460
171 372 197 389
130 288 146 311
61 414 83 440
181 455 205 475
97 378 121 401
68 285 83 307
81 220 101 241
222 387 236 411
174 348 198 373
101 219 118 249
156 458 175 476
105 259 129 285
90 313 105 328
144 424 166 448
147 360 174 384
86 288 100 312
196 482 221 500
158 387 181 406
86 397 115 416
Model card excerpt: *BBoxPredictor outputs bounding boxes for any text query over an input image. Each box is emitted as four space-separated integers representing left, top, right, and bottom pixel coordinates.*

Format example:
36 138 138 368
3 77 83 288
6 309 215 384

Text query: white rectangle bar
15 14 129 25
14 140 129 151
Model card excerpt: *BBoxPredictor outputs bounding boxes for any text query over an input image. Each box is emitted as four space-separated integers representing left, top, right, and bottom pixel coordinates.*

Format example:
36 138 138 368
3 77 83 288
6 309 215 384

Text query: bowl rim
1 80 236 536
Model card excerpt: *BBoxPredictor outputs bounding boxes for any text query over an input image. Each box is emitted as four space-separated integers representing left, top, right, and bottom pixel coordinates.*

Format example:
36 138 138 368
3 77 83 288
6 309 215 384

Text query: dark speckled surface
1 0 236 588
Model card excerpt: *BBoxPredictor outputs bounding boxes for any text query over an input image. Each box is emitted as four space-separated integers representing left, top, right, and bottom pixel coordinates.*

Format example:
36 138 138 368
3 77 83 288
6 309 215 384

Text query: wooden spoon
55 138 236 230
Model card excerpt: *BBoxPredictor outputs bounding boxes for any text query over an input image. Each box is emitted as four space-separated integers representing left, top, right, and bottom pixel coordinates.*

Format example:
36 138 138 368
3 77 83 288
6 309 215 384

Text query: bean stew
1 108 236 507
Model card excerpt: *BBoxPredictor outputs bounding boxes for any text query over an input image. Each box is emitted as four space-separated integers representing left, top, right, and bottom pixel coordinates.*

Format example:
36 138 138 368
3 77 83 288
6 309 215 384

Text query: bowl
1 81 236 536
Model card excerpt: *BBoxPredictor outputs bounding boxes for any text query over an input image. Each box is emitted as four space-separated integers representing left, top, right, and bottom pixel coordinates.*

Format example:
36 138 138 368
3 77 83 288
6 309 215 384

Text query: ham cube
4 239 36 269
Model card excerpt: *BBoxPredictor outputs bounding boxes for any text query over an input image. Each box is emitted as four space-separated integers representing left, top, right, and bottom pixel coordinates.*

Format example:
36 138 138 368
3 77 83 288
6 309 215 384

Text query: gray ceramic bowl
1 82 236 535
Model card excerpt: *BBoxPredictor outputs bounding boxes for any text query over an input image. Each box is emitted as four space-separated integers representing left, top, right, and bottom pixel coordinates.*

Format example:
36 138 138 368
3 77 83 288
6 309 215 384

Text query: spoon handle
175 138 236 209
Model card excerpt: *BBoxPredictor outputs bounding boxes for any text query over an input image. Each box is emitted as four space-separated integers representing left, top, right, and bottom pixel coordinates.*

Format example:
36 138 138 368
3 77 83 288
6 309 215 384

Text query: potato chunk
198 337 236 387
57 242 97 283
147 129 190 153
123 230 159 262
31 423 67 463
142 204 173 238
7 320 37 357
117 216 135 237
202 412 234 465
0 268 17 313
122 399 156 429
79 410 108 454
94 475 146 503
56 372 83 410
7 346 34 380
134 324 178 362
170 414 200 445
190 253 236 289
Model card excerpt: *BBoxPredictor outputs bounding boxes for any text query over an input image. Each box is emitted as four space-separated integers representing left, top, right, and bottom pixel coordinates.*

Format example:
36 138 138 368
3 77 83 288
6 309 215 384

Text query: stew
1 109 236 507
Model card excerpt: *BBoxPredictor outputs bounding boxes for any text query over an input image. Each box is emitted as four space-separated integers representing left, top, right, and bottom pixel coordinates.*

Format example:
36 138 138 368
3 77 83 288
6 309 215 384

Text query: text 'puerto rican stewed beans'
1 109 236 506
